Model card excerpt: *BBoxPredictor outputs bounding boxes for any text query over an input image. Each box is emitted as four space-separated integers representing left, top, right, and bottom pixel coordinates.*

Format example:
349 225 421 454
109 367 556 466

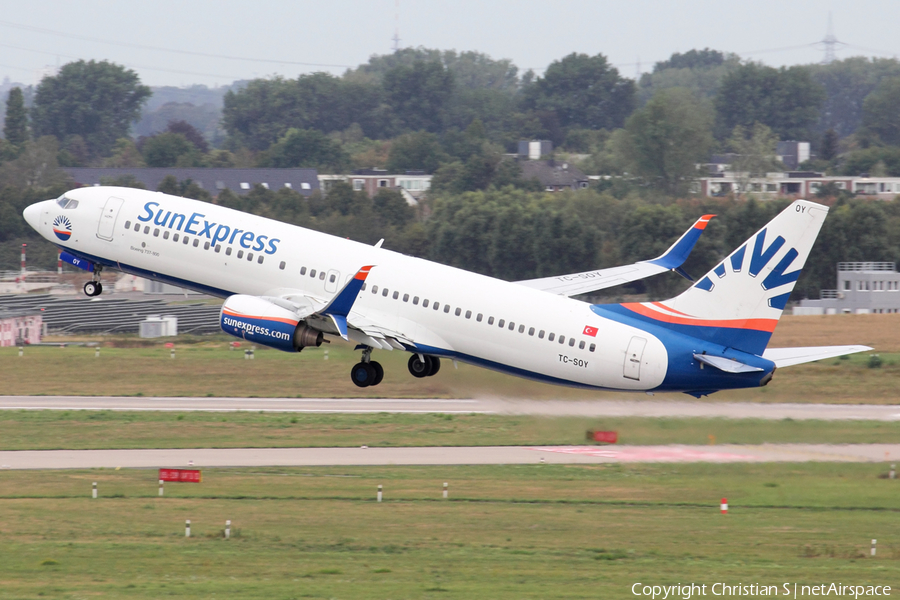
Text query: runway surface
1 444 898 470
1 396 899 419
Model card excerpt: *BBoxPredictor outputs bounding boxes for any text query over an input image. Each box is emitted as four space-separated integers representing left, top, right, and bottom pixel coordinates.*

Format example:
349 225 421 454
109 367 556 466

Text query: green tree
3 87 28 147
141 132 201 167
820 128 839 162
264 128 350 171
30 60 150 158
808 57 900 138
861 77 900 146
714 63 825 140
638 50 741 105
522 53 636 131
383 61 455 132
0 136 70 189
727 123 783 186
103 138 145 167
166 119 209 153
373 188 414 228
385 131 448 173
618 88 713 195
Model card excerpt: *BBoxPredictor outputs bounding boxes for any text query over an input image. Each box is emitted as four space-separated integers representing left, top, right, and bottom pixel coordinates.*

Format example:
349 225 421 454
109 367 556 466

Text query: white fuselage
27 187 670 390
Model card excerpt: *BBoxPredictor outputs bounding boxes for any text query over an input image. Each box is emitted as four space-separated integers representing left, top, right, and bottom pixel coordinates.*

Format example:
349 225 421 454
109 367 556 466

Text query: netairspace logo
631 582 892 599
223 316 291 341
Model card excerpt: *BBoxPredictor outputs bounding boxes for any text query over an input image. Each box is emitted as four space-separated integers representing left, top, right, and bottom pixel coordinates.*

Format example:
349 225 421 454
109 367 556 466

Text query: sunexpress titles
137 201 281 255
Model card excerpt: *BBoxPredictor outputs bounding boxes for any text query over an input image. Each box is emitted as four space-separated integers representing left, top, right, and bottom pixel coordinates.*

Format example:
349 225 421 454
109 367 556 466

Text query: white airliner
23 187 868 395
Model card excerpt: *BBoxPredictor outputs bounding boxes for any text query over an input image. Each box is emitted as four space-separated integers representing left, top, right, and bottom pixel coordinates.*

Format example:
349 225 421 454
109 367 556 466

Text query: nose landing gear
83 266 103 297
350 346 384 388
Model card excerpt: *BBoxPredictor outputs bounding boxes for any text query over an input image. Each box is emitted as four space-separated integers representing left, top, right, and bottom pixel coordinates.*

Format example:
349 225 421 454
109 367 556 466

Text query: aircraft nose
22 202 43 232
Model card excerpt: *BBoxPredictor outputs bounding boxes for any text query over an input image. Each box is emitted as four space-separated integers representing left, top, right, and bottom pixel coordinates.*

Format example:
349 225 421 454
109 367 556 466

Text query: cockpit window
56 195 79 209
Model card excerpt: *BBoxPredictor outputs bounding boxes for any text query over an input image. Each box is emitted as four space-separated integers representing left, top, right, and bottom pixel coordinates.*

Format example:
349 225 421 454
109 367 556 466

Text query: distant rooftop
62 168 320 197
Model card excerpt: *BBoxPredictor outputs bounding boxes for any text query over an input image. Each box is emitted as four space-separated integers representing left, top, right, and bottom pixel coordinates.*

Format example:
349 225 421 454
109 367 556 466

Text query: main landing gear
83 266 103 297
351 347 384 388
408 354 440 378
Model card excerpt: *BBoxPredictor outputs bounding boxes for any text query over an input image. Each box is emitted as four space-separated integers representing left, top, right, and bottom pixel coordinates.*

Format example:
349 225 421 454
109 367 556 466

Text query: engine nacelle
220 294 323 352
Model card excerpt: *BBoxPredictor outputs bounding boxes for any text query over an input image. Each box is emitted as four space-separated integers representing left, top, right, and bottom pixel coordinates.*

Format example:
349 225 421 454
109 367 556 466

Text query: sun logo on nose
52 215 72 241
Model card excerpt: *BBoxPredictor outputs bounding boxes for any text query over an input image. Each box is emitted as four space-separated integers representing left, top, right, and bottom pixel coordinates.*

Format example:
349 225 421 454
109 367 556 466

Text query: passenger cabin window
215 245 221 253
301 267 307 275
144 226 150 234
519 325 525 333
330 274 336 283
548 333 555 341
173 234 180 242
134 223 140 232
382 288 389 297
465 310 471 319
498 319 505 328
476 313 483 322
319 272 326 280
183 237 189 245
361 283 367 290
125 221 131 229
539 330 545 339
423 299 429 307
163 231 170 240
559 336 565 344
237 250 244 258
444 305 450 313
257 255 264 264
225 247 232 256
310 269 317 278
393 291 399 300
204 241 210 250
247 253 254 261
509 322 515 331
403 294 409 302
589 343 596 352
433 303 440 311
455 308 461 316
488 317 494 325
528 327 535 336
569 338 575 347
193 239 199 247
279 261 286 270
153 229 160 237
579 341 585 349
372 285 378 294
413 296 419 305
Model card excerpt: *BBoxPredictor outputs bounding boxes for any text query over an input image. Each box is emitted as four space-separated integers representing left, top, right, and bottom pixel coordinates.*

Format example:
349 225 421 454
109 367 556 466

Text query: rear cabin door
623 336 647 381
97 196 124 241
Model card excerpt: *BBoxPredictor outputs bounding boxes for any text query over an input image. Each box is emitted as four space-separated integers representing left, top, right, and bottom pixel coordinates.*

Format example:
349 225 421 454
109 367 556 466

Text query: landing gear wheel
408 354 433 378
351 362 376 387
427 356 441 376
370 361 384 386
83 281 102 297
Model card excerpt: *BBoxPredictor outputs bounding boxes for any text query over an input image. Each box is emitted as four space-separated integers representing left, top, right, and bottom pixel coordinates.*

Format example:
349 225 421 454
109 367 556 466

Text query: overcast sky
1 0 897 88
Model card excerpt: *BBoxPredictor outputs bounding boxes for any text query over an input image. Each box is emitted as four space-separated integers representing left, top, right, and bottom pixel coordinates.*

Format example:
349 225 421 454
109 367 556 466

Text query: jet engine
220 294 323 352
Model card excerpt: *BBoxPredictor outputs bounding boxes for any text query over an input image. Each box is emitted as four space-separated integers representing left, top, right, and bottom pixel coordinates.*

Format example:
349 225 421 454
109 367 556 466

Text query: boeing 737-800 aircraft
23 188 868 396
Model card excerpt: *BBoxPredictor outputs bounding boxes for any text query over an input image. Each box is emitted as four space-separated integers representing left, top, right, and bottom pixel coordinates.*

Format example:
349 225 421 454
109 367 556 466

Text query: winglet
321 265 374 319
648 214 715 270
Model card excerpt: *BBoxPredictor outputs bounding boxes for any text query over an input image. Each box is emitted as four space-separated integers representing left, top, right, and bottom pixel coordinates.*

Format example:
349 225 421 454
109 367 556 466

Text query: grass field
1 314 899 403
1 410 899 450
0 463 898 598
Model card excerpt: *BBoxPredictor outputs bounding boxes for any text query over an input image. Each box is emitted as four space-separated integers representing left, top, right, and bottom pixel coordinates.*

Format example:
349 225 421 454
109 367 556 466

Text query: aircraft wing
514 214 715 297
269 265 414 350
762 345 872 368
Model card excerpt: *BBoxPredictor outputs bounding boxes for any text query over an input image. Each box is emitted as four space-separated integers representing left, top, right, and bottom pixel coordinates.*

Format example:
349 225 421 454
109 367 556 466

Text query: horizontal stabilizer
762 345 872 368
693 353 763 373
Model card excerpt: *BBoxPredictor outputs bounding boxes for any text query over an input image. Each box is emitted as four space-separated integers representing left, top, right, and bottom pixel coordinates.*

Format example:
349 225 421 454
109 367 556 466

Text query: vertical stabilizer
609 200 828 355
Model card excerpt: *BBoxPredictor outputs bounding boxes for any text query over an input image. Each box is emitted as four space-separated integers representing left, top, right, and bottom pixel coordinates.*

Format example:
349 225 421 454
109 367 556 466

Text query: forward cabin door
623 336 647 380
97 196 124 241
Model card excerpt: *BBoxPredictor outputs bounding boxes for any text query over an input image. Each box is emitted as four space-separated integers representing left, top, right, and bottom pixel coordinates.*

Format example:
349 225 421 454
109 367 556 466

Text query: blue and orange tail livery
648 214 716 270
599 201 828 355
